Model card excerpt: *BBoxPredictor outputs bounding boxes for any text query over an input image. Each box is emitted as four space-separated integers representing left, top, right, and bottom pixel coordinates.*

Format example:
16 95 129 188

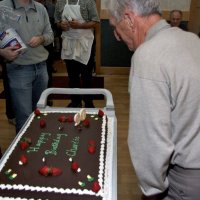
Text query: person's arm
0 46 19 61
68 20 98 29
41 7 54 46
28 6 54 47
54 1 67 30
128 58 174 196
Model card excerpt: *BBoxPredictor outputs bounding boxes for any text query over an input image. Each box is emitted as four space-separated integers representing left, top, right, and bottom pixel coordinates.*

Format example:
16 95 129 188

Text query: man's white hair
108 0 161 21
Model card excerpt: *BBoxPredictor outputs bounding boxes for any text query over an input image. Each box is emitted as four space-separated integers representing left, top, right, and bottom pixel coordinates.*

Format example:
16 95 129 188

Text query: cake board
0 88 117 200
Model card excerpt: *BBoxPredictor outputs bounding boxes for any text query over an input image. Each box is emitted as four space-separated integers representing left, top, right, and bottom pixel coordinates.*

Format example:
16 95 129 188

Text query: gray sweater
0 0 54 65
128 20 200 196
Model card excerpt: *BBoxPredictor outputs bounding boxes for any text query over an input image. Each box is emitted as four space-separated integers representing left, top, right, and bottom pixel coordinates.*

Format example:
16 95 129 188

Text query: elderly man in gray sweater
108 0 200 199
0 0 54 133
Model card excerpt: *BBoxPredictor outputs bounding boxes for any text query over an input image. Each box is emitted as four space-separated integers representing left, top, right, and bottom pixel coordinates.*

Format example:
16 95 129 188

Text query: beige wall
188 0 200 34
100 0 191 21
101 0 191 11
160 0 191 11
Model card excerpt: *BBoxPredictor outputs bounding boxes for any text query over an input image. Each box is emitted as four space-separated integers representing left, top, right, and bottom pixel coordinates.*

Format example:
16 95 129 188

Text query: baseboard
0 76 104 100
49 76 104 100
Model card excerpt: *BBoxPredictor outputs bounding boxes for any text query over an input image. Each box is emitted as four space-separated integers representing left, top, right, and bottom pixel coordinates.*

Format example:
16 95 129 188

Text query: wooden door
188 0 200 34
95 0 101 74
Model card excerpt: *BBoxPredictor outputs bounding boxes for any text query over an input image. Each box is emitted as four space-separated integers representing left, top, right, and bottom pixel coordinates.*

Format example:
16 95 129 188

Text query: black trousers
2 61 15 119
45 43 54 88
64 44 95 106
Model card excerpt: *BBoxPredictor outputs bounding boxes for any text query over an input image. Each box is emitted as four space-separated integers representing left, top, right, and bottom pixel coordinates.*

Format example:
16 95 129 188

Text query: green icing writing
66 136 80 157
45 133 68 156
27 132 51 153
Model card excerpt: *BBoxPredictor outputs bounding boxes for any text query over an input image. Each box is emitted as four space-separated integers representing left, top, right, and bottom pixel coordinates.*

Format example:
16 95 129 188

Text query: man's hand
59 20 70 31
0 46 20 61
69 19 82 29
28 36 44 47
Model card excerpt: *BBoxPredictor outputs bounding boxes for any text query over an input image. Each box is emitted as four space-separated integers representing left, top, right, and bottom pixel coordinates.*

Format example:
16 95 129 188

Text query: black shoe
67 102 82 108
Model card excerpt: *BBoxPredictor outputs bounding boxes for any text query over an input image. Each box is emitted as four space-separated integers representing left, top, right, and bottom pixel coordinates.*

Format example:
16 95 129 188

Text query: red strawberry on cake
39 166 50 176
88 140 96 154
58 115 66 123
98 109 104 117
51 167 62 176
39 166 62 176
92 182 101 193
19 155 28 165
71 162 80 173
88 146 96 154
39 119 46 128
20 142 29 150
34 108 41 116
20 138 31 150
83 119 90 127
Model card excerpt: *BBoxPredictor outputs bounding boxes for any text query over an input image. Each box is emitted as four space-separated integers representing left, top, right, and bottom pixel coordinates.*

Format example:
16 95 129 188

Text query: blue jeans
6 61 48 133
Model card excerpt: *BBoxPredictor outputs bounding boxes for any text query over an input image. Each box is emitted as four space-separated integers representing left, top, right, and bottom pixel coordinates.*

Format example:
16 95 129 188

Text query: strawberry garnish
39 119 46 128
58 115 66 123
19 137 32 150
19 154 28 165
88 146 96 154
71 162 79 172
34 108 41 116
20 141 29 150
92 181 101 193
83 119 90 127
51 167 62 176
98 109 104 117
39 166 62 176
39 166 50 176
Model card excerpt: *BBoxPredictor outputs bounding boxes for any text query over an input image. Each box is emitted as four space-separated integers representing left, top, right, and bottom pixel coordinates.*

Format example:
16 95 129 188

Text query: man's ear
124 11 136 32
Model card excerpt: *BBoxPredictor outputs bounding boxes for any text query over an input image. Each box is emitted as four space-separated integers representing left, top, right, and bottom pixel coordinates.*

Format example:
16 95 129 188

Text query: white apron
61 0 94 65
